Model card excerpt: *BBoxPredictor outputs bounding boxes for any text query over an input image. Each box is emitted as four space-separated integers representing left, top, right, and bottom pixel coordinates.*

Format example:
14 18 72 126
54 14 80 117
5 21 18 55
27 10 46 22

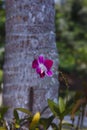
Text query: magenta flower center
39 63 47 73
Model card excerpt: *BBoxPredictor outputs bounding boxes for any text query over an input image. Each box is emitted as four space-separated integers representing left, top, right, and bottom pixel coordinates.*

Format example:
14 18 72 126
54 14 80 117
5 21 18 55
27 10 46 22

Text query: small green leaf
48 99 62 118
14 109 19 123
62 120 73 126
15 108 32 116
40 115 54 129
0 106 9 120
48 99 59 116
59 97 65 113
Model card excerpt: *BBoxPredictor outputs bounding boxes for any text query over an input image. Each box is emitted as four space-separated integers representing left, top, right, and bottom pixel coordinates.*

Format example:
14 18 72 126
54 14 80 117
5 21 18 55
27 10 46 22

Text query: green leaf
62 120 73 127
15 108 32 116
59 97 65 113
64 102 74 116
40 115 54 129
48 99 63 119
0 70 3 84
47 99 59 117
14 109 19 123
0 106 9 120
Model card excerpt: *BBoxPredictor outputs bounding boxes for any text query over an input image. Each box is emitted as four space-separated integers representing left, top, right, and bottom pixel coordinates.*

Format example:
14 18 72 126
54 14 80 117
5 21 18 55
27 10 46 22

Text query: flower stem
59 119 62 130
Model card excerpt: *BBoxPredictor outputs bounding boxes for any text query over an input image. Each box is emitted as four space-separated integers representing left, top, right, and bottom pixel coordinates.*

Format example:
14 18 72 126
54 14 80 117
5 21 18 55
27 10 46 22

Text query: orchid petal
40 72 45 78
36 67 45 78
38 55 44 63
36 67 41 74
32 59 38 68
44 60 53 70
46 70 53 77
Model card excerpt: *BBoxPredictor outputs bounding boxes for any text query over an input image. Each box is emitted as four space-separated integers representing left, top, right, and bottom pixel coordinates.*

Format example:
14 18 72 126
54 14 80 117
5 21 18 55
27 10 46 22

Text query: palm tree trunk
3 0 59 119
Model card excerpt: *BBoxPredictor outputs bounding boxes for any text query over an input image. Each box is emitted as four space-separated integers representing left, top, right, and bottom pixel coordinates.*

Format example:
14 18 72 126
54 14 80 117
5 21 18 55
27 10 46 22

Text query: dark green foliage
47 95 74 130
55 0 87 74
40 115 54 129
0 0 5 45
0 107 8 121
71 0 82 22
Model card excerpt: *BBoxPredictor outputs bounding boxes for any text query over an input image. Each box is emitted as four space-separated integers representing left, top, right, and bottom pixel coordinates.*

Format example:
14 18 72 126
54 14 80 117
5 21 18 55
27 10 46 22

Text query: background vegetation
56 0 87 74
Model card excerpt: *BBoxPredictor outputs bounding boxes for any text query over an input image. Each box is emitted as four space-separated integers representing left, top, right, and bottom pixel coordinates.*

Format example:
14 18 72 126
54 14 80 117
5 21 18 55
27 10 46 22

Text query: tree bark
3 0 59 119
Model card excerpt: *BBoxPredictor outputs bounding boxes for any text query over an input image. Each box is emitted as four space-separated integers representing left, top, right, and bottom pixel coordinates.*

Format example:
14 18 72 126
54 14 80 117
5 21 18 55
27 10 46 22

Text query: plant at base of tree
0 72 87 130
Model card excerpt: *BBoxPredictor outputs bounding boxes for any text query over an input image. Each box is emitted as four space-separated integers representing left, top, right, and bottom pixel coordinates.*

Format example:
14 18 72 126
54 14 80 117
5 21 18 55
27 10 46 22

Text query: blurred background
55 0 87 90
0 0 87 91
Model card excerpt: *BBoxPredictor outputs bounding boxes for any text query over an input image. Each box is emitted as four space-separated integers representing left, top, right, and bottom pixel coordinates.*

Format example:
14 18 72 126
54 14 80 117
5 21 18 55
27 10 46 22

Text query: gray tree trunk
3 0 59 119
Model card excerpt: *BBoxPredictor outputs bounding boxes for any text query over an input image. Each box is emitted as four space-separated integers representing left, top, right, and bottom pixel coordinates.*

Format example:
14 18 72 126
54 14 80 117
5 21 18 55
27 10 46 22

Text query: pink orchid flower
32 55 53 78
